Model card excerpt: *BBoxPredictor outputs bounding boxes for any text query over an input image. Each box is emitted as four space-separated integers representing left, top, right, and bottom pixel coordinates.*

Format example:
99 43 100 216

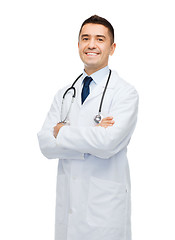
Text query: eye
97 38 104 42
82 37 89 41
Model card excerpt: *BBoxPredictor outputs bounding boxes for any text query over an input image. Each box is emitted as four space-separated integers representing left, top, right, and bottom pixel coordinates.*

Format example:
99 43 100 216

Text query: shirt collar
81 66 109 85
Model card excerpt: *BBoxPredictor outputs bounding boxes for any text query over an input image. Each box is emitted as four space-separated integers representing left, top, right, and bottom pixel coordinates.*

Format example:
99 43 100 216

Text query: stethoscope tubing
60 70 112 124
98 69 111 114
63 73 83 99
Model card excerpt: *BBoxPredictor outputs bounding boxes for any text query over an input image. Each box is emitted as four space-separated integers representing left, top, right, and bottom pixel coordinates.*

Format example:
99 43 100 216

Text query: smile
85 52 99 56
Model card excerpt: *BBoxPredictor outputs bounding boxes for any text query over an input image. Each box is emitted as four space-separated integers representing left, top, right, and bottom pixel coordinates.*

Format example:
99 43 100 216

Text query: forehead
80 23 109 37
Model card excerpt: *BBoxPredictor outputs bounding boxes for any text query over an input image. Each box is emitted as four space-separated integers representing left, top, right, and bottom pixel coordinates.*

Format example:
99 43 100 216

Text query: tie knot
83 76 93 87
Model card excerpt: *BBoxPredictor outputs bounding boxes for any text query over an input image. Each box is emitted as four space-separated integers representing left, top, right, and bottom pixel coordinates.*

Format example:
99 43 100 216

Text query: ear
110 43 116 56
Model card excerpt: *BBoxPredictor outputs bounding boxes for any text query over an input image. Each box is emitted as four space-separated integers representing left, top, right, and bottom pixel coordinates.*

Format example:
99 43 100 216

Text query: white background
0 0 175 239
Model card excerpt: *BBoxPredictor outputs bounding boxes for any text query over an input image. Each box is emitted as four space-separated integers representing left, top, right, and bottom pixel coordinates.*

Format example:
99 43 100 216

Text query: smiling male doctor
38 15 139 240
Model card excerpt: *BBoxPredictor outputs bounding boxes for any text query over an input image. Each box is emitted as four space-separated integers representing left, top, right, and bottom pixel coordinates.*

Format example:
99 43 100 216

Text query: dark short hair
79 15 115 44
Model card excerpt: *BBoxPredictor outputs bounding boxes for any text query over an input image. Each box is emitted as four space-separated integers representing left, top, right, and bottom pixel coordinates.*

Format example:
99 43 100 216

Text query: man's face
78 23 116 75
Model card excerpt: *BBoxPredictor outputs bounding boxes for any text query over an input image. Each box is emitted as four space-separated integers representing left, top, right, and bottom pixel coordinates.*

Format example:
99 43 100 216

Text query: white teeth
86 52 98 56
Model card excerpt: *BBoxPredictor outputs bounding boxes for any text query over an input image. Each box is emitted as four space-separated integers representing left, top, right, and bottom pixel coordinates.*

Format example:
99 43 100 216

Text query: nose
88 38 96 49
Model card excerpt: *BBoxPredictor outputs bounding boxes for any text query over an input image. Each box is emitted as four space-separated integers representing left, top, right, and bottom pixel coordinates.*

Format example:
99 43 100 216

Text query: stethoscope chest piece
94 114 102 124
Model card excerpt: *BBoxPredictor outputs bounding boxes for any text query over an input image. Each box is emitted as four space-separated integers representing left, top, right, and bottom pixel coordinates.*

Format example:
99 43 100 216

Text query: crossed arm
38 86 138 159
53 116 115 138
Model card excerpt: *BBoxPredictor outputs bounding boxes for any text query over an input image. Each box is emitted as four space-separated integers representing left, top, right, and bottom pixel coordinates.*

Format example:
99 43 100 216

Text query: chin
85 63 99 69
85 60 100 67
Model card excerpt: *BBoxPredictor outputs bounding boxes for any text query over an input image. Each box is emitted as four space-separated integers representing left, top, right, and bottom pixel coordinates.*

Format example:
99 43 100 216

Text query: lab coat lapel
75 78 83 108
75 71 116 107
76 81 105 106
86 71 117 103
86 83 105 103
83 73 116 104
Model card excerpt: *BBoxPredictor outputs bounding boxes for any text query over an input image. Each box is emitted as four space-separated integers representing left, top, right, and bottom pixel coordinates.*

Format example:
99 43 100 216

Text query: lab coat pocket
55 174 67 224
87 177 127 228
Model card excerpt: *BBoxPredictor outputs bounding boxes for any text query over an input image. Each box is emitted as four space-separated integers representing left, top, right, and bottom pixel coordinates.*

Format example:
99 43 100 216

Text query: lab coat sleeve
56 86 139 159
37 90 84 160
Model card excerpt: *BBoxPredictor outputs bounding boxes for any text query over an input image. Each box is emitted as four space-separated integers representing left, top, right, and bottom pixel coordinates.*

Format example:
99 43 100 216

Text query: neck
84 65 108 76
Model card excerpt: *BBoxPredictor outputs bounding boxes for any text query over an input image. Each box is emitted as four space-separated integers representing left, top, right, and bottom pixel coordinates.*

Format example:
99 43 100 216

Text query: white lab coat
37 70 139 240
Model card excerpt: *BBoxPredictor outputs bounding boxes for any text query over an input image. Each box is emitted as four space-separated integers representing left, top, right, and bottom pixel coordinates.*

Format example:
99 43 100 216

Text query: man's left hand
53 123 64 138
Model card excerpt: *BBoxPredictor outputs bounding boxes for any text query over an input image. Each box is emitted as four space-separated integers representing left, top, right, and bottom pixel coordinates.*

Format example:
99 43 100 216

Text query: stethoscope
59 69 112 125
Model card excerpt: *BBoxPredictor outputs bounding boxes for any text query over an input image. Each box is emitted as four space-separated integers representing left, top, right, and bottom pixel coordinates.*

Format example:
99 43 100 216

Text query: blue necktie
81 76 93 104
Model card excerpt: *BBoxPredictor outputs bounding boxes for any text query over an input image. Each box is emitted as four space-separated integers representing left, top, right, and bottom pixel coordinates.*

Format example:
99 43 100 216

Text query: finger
105 123 114 126
101 124 113 128
100 123 114 128
103 116 113 120
101 120 115 124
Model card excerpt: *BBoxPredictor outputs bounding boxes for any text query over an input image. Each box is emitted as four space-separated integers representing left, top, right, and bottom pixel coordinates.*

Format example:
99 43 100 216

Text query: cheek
79 48 86 62
78 46 84 57
101 48 110 58
79 42 86 50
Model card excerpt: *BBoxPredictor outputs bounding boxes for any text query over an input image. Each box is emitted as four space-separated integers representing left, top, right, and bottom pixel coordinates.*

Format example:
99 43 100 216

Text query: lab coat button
72 176 77 180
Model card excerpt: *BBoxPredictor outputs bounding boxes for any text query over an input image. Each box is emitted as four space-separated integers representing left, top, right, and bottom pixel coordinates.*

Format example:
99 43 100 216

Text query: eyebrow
96 35 106 39
81 34 106 39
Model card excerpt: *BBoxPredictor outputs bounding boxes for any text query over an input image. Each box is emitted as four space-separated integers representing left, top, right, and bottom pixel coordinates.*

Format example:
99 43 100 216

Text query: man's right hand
96 116 115 128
